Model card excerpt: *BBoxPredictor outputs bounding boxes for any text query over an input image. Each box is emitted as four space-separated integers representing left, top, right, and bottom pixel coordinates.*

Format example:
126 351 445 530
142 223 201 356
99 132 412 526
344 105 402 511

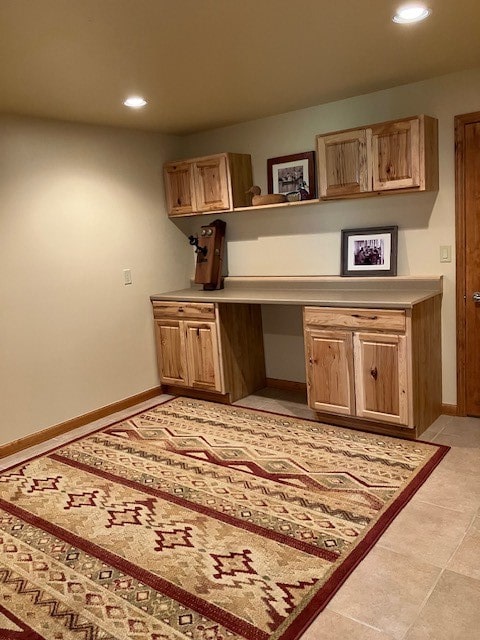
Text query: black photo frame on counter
341 226 398 277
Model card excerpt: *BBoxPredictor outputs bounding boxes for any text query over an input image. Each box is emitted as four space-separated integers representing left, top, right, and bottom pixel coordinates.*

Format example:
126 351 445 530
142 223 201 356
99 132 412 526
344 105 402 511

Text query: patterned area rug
0 397 448 640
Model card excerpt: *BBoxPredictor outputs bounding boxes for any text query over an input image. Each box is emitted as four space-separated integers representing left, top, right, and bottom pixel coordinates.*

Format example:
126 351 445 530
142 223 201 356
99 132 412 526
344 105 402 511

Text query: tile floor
1 389 479 640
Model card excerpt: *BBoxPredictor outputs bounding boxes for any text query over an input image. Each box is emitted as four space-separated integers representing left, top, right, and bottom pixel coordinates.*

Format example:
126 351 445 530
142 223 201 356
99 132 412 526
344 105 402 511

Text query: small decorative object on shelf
285 191 301 202
246 186 287 206
267 151 317 200
341 226 398 277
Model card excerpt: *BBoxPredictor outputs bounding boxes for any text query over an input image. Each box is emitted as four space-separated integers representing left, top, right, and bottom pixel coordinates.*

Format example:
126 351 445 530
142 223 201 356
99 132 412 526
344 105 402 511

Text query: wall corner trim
441 403 459 416
0 386 163 459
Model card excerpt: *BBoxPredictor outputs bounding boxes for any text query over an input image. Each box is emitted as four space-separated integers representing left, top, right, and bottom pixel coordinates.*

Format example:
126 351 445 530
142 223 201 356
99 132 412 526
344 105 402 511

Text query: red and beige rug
0 397 448 640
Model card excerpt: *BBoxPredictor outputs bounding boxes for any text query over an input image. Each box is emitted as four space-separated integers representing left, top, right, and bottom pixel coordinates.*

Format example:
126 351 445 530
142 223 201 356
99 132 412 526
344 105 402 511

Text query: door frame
455 110 480 416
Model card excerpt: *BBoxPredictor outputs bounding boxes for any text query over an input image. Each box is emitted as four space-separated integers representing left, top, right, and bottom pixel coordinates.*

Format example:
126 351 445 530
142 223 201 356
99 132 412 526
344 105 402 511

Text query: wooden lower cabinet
184 321 223 392
353 332 409 425
154 320 188 386
305 329 355 415
152 301 266 402
304 299 442 437
305 328 408 424
154 315 224 393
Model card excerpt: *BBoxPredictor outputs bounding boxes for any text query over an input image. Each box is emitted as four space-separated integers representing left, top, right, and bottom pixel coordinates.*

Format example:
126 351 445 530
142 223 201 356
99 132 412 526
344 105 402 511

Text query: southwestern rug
0 397 449 640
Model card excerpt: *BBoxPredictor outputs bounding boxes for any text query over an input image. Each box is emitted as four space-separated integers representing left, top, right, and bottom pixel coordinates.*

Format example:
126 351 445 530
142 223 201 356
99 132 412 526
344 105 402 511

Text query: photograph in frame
267 151 316 200
341 226 398 277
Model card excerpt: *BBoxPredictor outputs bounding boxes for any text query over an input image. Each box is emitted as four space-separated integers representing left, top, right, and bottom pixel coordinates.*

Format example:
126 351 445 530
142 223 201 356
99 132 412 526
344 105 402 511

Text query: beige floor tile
403 570 480 640
410 464 480 515
0 453 31 471
419 429 443 443
268 401 316 420
433 429 480 450
447 515 480 580
251 387 308 404
233 397 276 412
433 439 480 475
419 415 452 441
1 439 64 470
328 546 441 639
300 609 393 640
377 500 473 568
235 396 317 421
441 416 480 437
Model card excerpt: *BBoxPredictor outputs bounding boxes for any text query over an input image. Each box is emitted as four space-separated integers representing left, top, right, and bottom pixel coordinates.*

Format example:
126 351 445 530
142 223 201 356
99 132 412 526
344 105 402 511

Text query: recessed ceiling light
393 4 431 23
123 96 147 108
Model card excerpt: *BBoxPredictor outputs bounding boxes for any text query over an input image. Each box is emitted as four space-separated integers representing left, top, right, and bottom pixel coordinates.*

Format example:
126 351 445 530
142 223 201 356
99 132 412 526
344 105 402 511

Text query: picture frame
341 226 398 277
267 151 316 200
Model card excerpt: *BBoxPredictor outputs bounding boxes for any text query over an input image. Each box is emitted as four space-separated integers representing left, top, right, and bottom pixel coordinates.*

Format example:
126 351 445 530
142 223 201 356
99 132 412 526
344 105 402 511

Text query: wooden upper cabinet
193 155 231 212
371 118 420 191
164 161 196 216
316 115 438 199
164 153 252 217
317 129 372 197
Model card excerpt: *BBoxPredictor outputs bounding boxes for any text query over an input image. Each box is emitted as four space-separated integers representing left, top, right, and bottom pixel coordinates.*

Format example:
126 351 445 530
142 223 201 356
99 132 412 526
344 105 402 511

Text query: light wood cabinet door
305 329 355 415
353 332 409 425
184 321 224 392
164 161 196 216
317 129 372 197
154 320 187 386
371 118 420 191
193 155 231 212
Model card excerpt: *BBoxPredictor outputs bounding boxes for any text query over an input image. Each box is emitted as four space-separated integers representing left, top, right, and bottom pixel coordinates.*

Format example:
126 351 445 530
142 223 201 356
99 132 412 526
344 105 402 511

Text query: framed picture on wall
267 151 316 200
341 226 398 277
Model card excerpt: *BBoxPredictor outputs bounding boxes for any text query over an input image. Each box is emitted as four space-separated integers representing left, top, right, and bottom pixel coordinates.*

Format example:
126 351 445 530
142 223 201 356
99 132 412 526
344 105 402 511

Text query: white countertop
151 276 443 309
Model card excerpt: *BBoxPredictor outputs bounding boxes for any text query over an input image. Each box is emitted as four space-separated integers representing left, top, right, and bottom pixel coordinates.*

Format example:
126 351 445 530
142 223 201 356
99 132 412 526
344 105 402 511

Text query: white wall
0 116 190 445
176 68 480 404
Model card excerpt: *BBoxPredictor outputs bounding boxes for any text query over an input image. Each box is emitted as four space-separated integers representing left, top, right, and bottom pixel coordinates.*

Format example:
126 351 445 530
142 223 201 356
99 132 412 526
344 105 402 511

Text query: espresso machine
188 219 226 290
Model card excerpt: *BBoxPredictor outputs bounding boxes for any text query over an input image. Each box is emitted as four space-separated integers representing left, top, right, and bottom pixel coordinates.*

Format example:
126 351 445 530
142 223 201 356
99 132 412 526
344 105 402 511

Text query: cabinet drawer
152 301 216 320
304 307 406 332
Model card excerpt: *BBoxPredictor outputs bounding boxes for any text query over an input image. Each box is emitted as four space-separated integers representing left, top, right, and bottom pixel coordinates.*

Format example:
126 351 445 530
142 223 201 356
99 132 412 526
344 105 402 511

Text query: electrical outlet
123 268 132 285
440 246 452 263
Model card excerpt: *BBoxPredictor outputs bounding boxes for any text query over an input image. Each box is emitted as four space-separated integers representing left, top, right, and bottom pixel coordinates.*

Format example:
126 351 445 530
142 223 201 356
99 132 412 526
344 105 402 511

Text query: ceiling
1 0 479 135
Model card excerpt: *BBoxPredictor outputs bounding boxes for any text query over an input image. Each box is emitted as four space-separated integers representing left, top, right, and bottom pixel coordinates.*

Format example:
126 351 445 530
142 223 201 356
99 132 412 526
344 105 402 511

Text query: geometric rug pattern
0 397 449 640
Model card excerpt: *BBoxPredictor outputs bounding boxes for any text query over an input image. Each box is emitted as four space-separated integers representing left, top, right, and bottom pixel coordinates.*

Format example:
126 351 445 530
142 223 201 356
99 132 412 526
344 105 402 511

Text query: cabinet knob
370 367 378 381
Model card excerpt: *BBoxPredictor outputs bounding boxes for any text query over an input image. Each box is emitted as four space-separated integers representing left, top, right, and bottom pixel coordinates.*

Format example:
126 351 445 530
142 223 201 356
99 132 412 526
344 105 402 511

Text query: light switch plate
123 268 133 285
440 246 452 263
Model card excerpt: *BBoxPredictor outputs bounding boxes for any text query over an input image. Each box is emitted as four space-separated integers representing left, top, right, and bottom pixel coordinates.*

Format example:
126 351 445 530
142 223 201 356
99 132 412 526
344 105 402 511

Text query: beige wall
0 116 190 445
2 68 479 447
176 68 480 404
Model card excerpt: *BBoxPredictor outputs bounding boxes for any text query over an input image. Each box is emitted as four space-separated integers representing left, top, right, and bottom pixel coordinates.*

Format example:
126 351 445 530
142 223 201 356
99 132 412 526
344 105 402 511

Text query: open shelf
233 198 320 212
168 197 321 218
